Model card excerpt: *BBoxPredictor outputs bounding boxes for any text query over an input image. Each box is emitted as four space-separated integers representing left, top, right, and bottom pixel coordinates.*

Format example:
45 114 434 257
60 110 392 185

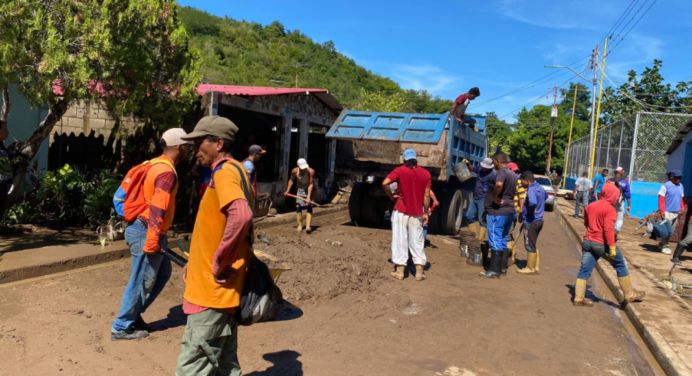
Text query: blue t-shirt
199 166 211 185
592 174 606 193
242 159 256 184
472 165 496 200
523 181 547 223
660 181 684 212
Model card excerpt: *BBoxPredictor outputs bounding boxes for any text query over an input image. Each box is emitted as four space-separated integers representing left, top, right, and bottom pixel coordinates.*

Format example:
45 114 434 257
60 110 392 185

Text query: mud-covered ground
0 211 661 375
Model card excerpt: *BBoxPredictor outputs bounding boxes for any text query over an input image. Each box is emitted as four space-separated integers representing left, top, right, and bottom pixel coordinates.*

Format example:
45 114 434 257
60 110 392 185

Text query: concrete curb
554 202 688 376
0 205 348 285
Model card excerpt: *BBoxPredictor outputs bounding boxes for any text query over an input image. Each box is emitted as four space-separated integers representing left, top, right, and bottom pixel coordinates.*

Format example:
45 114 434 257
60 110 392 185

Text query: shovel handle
286 193 322 207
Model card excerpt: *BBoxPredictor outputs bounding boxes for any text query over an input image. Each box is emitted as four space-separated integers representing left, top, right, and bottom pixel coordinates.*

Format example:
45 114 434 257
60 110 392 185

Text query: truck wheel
361 188 385 227
349 183 366 225
440 189 466 235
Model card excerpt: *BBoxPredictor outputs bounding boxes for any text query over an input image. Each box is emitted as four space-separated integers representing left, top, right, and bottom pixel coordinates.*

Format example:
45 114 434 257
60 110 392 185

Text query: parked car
534 175 555 212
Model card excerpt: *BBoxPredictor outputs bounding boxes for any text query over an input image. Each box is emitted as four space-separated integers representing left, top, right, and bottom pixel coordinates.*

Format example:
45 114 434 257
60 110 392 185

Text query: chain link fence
564 112 692 183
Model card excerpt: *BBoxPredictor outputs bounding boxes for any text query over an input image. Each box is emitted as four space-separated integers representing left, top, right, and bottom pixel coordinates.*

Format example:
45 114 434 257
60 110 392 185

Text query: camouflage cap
182 116 238 141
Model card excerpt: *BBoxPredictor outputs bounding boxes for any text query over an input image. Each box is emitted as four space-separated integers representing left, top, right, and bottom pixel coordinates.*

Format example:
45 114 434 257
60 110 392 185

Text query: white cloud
605 35 663 79
389 64 460 93
494 0 607 30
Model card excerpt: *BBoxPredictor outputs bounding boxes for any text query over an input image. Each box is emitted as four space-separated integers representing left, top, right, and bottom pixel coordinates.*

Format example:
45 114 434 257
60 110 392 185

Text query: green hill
179 6 451 112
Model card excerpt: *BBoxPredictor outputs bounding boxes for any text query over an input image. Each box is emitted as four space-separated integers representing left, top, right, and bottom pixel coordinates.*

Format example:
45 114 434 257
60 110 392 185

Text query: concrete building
666 117 692 194
52 84 344 210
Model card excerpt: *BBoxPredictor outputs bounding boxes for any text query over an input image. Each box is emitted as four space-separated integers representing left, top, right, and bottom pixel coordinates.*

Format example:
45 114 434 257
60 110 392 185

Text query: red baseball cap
507 162 520 172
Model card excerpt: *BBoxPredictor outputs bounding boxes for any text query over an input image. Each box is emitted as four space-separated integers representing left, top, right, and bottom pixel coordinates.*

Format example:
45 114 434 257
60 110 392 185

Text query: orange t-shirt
183 159 253 309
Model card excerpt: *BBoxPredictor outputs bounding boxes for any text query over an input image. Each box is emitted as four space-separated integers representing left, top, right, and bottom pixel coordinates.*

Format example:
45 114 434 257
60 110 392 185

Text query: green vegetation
179 7 452 112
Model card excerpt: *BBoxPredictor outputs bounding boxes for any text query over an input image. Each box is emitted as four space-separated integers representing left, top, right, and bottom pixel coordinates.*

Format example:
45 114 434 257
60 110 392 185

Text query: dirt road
0 211 661 375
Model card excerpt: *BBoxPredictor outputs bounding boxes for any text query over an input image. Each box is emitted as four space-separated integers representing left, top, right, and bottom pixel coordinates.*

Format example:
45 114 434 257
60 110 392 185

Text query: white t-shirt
575 177 592 191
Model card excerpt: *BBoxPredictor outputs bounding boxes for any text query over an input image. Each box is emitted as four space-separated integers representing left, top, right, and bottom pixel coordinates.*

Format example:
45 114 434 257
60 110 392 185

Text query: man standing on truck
480 152 517 278
285 158 315 234
465 157 495 241
451 87 481 133
383 149 431 282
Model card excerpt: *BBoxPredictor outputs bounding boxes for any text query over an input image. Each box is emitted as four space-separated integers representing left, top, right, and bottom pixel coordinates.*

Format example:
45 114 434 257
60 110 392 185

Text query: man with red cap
507 162 525 266
573 181 645 307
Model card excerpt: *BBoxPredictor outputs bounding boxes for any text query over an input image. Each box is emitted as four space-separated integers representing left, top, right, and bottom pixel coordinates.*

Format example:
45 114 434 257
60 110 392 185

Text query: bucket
459 238 469 258
453 162 474 183
466 246 483 266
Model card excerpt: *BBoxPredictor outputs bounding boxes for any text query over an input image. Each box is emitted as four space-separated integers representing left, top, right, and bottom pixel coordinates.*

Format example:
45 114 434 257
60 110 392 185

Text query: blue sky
179 0 692 122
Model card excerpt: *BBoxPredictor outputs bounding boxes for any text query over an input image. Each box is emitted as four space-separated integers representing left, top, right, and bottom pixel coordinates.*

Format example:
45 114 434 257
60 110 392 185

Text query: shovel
286 193 322 207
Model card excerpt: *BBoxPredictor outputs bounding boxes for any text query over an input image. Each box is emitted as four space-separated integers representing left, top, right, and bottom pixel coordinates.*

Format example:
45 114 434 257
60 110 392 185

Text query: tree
351 88 413 113
0 0 201 190
485 112 513 155
601 60 692 123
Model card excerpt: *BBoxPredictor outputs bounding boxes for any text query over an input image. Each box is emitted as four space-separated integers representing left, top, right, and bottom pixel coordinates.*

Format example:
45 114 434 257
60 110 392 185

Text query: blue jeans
574 191 589 217
467 198 487 227
112 220 172 333
576 239 629 280
487 214 515 251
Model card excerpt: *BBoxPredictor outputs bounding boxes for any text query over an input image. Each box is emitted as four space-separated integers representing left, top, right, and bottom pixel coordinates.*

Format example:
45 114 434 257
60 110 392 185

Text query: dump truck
326 111 488 235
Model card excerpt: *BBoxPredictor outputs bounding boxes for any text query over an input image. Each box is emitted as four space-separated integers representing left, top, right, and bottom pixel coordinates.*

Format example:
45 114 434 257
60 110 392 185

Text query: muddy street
0 210 662 375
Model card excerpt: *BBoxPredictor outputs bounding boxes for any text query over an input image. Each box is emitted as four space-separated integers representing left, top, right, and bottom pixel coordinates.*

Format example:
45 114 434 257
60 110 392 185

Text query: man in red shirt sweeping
573 181 645 307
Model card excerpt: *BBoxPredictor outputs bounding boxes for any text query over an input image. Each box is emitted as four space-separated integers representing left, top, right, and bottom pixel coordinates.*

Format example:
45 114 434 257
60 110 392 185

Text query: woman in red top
573 182 645 307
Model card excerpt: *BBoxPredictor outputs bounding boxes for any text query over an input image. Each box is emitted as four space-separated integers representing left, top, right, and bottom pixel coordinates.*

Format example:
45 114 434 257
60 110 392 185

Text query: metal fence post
629 113 640 181
606 124 612 167
616 119 624 167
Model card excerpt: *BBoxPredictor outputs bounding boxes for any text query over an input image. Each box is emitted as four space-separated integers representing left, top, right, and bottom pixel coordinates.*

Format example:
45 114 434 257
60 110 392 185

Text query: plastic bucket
466 247 483 266
453 162 474 183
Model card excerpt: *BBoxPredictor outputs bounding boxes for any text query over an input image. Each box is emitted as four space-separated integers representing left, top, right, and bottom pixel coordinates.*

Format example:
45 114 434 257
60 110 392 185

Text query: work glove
606 246 617 259
462 159 469 164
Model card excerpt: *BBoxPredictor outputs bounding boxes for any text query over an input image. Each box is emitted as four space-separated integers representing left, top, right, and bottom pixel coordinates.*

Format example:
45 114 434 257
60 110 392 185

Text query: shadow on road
150 305 186 332
245 350 303 376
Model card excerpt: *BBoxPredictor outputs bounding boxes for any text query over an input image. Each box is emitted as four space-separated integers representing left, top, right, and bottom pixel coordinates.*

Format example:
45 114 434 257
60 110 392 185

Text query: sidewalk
0 204 347 285
556 197 692 376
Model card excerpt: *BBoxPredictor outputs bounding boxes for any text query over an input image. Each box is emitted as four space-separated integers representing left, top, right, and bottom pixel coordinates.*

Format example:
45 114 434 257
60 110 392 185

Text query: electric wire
599 0 639 47
607 0 659 56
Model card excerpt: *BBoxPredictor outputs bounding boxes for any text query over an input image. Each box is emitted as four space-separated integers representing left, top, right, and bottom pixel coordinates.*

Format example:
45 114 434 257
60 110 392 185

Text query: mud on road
0 211 661 375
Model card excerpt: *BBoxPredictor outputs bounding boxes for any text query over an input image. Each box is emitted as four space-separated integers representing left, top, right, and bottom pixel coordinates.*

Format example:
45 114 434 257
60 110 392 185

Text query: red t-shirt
386 165 432 216
455 93 469 104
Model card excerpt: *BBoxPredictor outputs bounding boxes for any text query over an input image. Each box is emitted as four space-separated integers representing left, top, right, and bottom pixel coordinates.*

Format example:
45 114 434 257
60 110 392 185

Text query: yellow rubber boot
305 213 313 234
391 265 404 280
573 278 593 307
507 241 515 265
478 227 488 242
535 248 540 274
517 252 537 275
296 213 303 232
467 222 478 238
618 276 645 302
415 265 427 281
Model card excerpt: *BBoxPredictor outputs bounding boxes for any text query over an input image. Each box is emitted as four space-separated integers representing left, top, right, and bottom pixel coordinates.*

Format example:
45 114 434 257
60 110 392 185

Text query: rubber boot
480 250 502 278
507 241 515 266
478 227 488 242
618 276 645 302
415 265 426 281
305 213 313 234
573 278 593 307
390 265 404 280
672 243 687 267
296 213 303 232
535 248 540 274
501 249 510 275
517 252 537 275
467 222 478 238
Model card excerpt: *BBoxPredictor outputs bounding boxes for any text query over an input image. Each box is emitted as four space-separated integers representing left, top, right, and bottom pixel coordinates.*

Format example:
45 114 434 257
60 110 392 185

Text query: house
51 84 344 211
666 117 692 195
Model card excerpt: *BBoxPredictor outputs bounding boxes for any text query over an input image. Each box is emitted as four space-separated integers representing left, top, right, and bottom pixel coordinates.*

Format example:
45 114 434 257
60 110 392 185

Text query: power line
609 0 649 43
607 0 658 56
469 54 591 110
499 74 579 120
599 0 639 47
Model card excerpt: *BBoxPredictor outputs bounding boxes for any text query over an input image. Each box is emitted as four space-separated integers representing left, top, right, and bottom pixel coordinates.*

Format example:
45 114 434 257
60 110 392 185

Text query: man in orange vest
176 116 254 376
111 128 193 340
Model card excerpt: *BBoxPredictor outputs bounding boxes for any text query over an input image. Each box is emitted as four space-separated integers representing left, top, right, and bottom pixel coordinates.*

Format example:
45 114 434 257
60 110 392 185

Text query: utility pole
544 45 599 178
562 85 579 188
547 86 558 173
589 38 608 180
290 62 309 88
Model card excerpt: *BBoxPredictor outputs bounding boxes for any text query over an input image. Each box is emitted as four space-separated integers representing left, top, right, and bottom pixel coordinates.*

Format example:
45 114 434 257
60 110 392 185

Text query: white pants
391 210 426 266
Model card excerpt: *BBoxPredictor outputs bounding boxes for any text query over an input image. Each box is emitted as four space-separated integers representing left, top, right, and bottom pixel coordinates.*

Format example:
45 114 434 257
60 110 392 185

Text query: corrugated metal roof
666 118 692 155
196 84 343 113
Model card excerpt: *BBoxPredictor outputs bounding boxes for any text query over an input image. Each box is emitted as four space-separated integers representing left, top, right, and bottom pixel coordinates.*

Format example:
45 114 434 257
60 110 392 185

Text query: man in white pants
382 149 431 281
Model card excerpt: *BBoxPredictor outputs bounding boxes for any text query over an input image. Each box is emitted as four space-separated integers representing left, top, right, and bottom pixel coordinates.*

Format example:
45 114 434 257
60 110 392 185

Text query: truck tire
349 183 366 225
440 189 466 235
361 187 385 227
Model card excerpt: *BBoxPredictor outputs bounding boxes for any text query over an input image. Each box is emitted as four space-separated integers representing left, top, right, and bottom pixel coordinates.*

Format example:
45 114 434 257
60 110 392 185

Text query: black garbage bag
236 253 276 326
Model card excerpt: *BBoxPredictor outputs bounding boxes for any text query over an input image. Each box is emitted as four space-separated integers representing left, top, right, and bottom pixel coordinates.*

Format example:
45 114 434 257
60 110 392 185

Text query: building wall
667 131 692 201
1 85 49 189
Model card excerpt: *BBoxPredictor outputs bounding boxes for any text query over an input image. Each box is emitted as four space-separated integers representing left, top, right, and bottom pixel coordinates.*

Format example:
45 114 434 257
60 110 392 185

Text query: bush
2 164 122 228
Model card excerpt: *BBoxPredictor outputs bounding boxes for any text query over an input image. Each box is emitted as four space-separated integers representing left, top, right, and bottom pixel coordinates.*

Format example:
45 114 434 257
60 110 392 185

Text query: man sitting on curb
573 181 645 307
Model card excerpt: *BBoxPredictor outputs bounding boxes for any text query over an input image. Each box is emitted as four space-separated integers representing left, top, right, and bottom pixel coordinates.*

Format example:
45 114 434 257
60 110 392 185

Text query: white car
533 175 555 212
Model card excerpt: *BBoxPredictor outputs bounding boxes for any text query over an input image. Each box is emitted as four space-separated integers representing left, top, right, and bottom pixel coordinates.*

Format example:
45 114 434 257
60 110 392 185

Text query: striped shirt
514 179 526 213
